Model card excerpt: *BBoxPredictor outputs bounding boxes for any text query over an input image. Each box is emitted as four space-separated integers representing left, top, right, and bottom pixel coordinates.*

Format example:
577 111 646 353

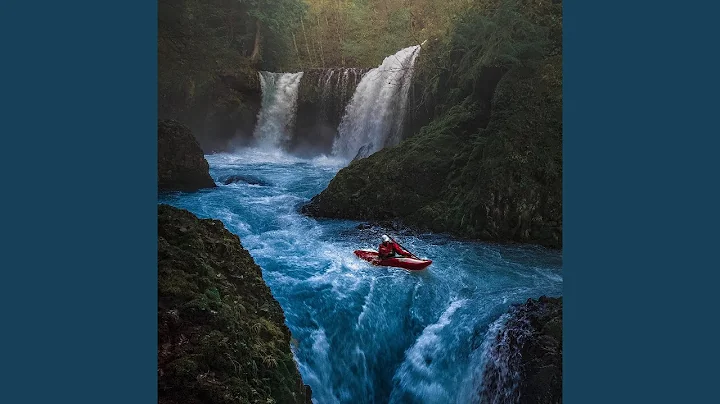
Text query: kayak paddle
390 236 420 259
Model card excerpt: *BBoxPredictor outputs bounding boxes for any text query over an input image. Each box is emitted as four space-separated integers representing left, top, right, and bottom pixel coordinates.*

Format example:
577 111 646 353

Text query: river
159 148 562 404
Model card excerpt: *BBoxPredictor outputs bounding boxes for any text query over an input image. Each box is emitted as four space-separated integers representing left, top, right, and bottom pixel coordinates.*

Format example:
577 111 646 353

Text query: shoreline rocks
158 119 216 192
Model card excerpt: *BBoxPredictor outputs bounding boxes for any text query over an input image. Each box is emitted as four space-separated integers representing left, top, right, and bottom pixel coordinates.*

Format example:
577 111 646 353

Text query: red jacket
378 241 412 258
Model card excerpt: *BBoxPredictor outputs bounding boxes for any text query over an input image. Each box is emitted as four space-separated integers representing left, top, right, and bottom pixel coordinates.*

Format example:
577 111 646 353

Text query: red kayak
354 249 432 271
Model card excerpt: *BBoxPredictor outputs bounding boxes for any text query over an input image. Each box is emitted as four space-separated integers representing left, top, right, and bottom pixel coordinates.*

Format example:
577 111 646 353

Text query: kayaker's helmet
382 235 391 243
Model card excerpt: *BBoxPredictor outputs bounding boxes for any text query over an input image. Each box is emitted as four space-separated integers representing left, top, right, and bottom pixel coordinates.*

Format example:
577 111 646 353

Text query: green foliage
248 0 310 70
289 0 473 68
441 57 563 242
410 0 563 246
412 0 560 120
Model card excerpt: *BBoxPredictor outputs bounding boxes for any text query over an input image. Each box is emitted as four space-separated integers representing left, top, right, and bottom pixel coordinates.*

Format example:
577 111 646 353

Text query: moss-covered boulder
302 56 562 248
158 120 216 192
301 102 473 219
479 296 562 403
158 204 311 404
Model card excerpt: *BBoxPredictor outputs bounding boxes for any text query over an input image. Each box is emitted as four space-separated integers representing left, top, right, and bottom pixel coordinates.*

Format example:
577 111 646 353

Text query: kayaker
378 235 413 259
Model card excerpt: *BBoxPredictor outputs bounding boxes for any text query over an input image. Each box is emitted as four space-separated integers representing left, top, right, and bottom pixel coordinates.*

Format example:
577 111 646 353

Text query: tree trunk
336 0 345 65
226 14 234 47
316 14 325 67
291 32 300 57
300 17 314 66
250 19 261 63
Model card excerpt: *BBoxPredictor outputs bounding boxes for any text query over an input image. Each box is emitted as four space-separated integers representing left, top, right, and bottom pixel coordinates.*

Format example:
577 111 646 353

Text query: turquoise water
158 149 563 404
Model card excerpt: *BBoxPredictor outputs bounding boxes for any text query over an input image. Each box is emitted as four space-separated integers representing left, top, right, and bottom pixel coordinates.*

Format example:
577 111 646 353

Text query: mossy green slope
302 103 474 220
158 204 310 404
303 57 561 248
424 57 562 247
303 0 562 248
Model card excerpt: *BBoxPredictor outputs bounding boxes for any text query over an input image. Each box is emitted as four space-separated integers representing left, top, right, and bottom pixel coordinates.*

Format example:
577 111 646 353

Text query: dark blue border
565 0 719 402
3 0 719 402
3 1 157 402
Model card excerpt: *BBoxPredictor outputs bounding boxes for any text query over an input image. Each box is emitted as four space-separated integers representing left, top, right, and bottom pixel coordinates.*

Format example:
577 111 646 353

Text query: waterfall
250 45 421 157
253 71 304 149
331 45 422 160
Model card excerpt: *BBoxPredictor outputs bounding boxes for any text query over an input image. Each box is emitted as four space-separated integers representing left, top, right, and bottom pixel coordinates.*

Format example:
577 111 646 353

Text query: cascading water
253 71 304 149
167 45 559 404
332 45 422 160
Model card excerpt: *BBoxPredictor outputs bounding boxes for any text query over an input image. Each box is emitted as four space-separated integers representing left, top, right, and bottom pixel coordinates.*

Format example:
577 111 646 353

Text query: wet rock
352 143 374 161
291 68 369 156
479 296 562 404
221 175 269 186
158 120 216 192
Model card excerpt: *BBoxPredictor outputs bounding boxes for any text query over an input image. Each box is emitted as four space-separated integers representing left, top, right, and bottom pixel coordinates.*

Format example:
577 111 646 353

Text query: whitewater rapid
158 149 562 404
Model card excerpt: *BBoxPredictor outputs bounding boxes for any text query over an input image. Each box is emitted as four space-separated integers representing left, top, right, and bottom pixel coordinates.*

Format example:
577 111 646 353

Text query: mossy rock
158 120 216 192
303 57 562 248
158 204 311 404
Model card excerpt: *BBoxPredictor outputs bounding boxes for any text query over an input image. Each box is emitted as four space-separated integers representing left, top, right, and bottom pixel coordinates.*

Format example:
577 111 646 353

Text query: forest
159 0 558 145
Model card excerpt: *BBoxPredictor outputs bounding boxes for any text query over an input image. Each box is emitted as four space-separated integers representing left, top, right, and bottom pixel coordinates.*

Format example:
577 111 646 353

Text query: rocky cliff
158 204 311 404
158 120 216 192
